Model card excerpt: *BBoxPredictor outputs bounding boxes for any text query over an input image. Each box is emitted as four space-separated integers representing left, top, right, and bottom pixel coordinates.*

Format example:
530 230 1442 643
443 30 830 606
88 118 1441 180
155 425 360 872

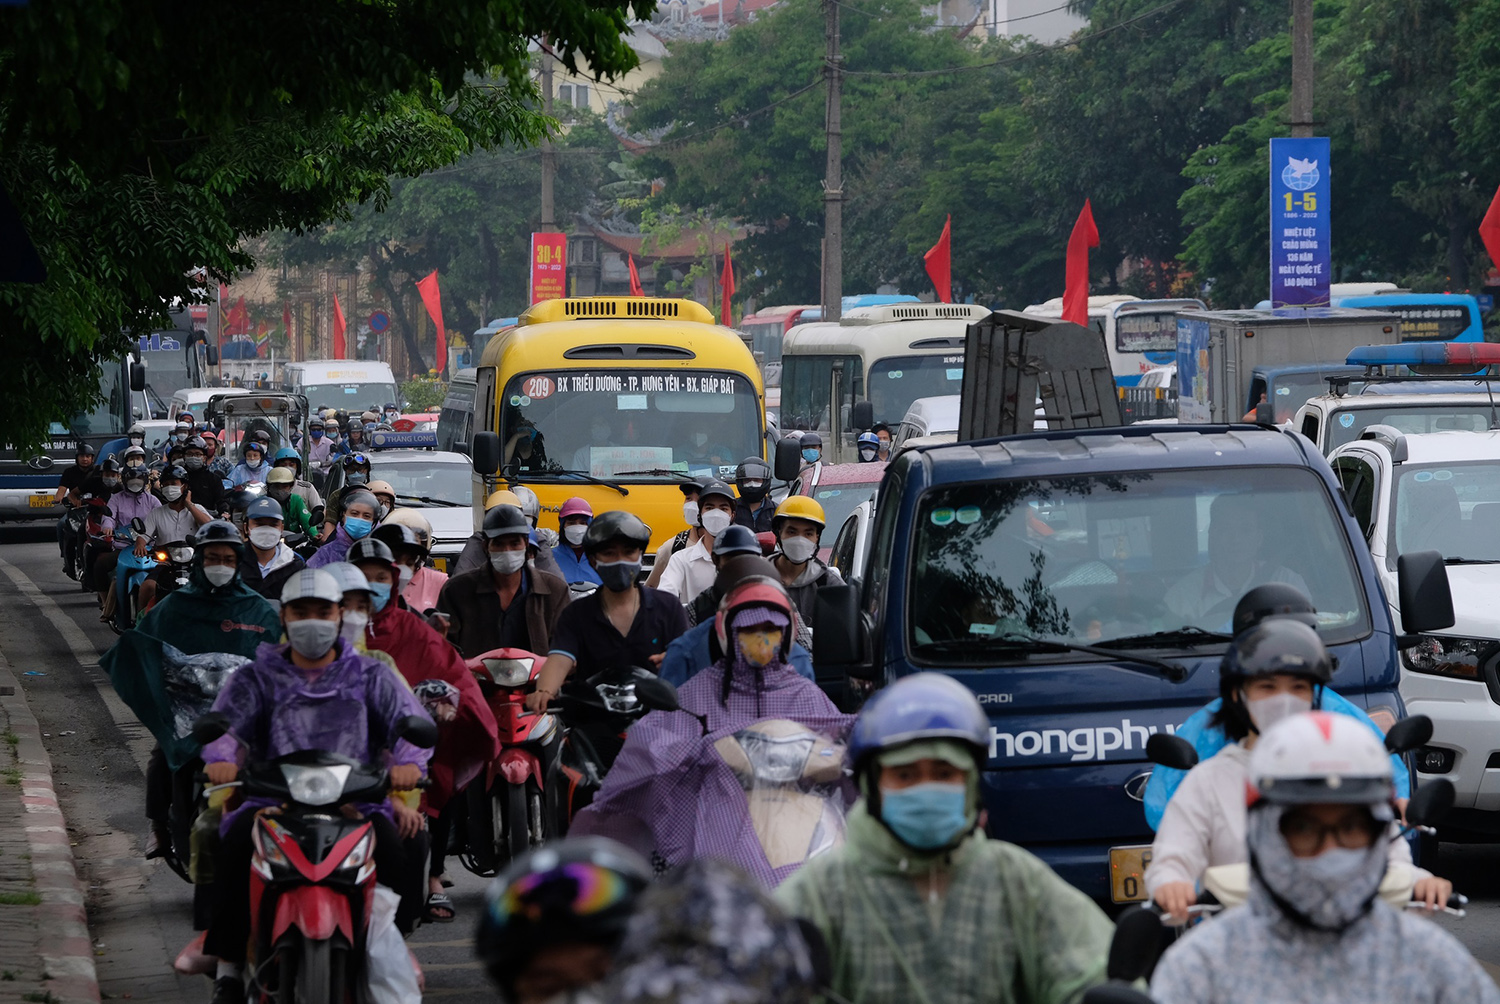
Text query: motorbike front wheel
506 782 528 863
283 937 346 1004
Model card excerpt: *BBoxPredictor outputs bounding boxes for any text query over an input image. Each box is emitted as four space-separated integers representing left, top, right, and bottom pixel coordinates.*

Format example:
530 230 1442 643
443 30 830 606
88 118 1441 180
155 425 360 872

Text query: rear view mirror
1406 779 1455 828
1383 714 1433 756
813 585 873 679
634 675 681 713
206 344 219 366
191 712 231 745
471 431 501 475
774 436 802 483
396 714 440 750
130 517 147 533
1145 732 1199 771
130 362 147 392
1107 904 1164 983
1397 550 1455 634
850 399 874 431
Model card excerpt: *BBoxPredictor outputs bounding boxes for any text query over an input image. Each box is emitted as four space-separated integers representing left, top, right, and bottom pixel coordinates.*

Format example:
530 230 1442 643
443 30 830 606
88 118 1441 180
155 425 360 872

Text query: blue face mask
344 517 373 540
311 430 324 440
879 782 969 850
369 581 392 613
802 448 820 463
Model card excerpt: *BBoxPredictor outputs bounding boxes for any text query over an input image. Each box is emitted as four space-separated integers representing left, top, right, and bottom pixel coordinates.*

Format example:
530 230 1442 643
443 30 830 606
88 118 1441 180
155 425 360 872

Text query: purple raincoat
571 658 855 887
204 638 433 831
306 525 356 569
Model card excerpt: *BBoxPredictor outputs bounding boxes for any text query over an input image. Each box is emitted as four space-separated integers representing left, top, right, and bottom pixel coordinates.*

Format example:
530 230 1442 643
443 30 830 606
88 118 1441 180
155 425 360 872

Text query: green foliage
401 376 449 413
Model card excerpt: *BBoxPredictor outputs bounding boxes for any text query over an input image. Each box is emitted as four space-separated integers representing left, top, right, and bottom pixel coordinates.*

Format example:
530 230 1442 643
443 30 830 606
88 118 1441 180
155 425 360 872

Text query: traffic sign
369 311 391 332
1479 294 1495 314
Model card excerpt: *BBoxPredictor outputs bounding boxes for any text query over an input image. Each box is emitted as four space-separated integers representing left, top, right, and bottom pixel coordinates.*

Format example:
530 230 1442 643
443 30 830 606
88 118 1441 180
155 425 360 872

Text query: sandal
426 892 456 923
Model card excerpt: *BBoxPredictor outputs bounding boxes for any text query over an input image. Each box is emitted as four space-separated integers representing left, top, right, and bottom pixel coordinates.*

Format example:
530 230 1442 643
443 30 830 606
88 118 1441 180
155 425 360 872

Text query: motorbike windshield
714 719 847 870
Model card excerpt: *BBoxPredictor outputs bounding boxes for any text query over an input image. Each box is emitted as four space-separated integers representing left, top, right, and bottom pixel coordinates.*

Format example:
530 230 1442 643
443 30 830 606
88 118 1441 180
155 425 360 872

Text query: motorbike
75 493 114 590
109 519 158 634
148 539 195 607
713 718 847 871
191 711 437 1003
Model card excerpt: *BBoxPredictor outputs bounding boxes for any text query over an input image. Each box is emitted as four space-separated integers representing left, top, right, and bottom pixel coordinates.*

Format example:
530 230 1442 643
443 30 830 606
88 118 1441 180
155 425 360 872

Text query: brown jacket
436 562 570 658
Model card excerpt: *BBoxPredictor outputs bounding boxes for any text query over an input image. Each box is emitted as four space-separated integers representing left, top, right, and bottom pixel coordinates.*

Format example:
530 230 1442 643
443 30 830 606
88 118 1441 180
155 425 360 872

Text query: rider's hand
426 611 451 635
1413 875 1453 912
205 762 238 785
133 537 149 557
648 652 665 668
392 799 424 840
1153 881 1197 923
1395 797 1410 826
388 764 422 791
523 688 555 714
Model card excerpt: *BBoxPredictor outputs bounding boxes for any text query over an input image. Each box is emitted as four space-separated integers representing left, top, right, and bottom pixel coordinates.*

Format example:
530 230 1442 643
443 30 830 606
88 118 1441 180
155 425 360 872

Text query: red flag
628 254 644 297
720 244 736 327
416 270 447 375
1481 186 1500 276
1062 200 1100 327
924 215 953 303
332 294 347 359
282 302 293 348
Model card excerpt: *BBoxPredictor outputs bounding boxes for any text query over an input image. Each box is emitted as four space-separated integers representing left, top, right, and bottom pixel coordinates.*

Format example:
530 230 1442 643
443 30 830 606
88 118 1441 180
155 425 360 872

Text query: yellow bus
470 297 766 553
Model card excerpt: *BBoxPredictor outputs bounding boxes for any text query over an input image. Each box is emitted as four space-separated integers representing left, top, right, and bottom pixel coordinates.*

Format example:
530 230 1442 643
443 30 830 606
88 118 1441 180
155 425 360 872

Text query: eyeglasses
1278 809 1381 855
489 862 629 928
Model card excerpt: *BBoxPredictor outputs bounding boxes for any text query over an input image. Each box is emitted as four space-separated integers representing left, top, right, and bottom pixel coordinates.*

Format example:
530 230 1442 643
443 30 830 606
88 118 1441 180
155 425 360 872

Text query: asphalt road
0 527 492 1003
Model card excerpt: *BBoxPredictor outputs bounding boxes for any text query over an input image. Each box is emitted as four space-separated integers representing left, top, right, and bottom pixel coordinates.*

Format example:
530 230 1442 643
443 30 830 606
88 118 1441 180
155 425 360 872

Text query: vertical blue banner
1269 137 1332 307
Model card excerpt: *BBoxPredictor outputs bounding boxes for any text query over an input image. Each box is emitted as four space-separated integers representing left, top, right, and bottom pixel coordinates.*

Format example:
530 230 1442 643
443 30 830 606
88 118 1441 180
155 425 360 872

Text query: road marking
0 556 153 774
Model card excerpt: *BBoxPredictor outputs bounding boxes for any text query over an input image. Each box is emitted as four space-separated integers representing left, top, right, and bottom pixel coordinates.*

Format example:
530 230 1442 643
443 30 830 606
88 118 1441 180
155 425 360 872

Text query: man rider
55 443 97 572
227 439 269 487
1165 493 1309 629
1150 712 1499 1004
264 468 317 537
797 431 825 493
872 423 893 461
655 479 737 604
778 673 1112 1003
200 568 432 1004
551 497 603 587
770 496 844 644
271 447 322 511
135 465 212 612
180 436 224 515
646 476 711 588
453 489 563 580
237 497 306 600
304 415 333 477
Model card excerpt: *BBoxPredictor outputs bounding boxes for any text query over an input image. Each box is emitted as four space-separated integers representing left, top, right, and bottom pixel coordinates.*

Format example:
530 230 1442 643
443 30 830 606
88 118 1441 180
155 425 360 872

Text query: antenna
1486 378 1499 431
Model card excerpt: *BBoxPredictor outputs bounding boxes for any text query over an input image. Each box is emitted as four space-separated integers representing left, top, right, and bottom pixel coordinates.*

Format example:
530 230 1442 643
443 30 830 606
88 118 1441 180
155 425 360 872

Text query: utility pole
540 39 556 229
822 0 843 323
1289 0 1313 137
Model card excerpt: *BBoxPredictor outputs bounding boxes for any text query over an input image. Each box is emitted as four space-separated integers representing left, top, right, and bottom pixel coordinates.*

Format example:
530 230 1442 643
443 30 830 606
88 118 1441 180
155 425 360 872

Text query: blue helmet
245 496 284 522
274 447 300 467
848 673 989 769
857 432 880 447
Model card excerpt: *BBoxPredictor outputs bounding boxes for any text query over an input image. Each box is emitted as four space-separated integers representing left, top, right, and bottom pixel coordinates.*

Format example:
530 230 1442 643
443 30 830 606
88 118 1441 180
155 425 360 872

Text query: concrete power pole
822 0 843 323
540 41 556 229
1289 0 1313 137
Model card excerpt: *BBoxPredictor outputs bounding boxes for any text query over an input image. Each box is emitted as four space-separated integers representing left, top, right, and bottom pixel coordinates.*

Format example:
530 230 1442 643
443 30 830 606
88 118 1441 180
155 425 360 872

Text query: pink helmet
559 496 594 520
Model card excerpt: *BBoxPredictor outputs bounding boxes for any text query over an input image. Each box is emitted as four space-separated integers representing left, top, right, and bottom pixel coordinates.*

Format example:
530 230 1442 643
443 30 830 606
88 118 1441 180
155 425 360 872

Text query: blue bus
1334 292 1483 344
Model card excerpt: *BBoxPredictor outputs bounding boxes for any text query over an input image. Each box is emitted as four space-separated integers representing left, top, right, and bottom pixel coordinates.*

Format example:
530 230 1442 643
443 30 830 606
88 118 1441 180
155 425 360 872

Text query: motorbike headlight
736 731 817 784
280 764 352 806
483 658 534 688
170 547 194 563
152 549 170 563
1402 636 1489 680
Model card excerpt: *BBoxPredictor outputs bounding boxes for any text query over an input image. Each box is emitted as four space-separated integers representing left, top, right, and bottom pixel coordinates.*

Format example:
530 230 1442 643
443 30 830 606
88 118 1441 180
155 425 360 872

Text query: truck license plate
431 557 448 574
28 495 53 508
1109 845 1153 904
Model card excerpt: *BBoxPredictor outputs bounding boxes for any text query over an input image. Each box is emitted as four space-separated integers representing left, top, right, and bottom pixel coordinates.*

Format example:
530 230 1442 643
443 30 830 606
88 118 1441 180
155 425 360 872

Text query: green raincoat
777 803 1111 1004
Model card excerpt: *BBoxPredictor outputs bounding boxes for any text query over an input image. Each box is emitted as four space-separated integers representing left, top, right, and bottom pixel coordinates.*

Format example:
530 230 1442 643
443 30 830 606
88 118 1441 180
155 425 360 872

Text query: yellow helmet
485 489 522 511
773 494 826 531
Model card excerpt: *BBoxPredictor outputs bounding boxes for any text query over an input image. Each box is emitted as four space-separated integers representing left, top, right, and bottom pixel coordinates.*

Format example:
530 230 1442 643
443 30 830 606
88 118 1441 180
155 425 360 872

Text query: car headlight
482 658 534 688
1402 636 1490 680
280 764 353 806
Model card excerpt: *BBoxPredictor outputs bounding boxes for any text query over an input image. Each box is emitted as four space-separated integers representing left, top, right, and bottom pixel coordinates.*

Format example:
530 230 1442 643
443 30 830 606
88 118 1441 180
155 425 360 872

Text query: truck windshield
909 467 1369 661
867 354 964 426
1325 404 1495 451
300 382 400 412
1392 461 1500 563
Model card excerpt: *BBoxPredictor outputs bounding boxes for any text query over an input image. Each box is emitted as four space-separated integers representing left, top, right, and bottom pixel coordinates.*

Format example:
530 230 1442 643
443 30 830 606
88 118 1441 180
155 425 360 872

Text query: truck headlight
1402 636 1490 680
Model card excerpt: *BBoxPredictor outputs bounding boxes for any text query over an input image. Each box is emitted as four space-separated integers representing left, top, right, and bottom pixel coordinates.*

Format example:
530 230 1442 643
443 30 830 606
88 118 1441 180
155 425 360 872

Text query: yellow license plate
431 557 448 574
1109 844 1153 904
28 495 53 508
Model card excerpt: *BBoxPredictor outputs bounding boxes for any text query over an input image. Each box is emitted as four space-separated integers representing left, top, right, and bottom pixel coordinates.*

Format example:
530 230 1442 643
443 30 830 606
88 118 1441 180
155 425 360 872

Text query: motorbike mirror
395 714 440 750
1083 986 1160 1004
1107 905 1163 983
130 517 147 533
633 675 681 713
1383 714 1433 756
191 712 231 745
1406 778 1456 829
1145 732 1199 771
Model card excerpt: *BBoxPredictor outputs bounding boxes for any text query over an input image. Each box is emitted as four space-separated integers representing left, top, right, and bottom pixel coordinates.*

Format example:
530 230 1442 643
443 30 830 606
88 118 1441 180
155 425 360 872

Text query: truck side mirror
1254 400 1273 425
206 344 219 366
471 431 501 475
774 436 802 483
1397 550 1455 634
850 399 874 431
130 363 147 393
813 585 875 679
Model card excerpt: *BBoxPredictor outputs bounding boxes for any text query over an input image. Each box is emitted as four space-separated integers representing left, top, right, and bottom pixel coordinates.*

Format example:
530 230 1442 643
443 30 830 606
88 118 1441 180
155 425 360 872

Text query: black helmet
713 523 762 559
581 510 651 555
192 519 243 548
347 537 396 572
160 464 189 482
1218 618 1333 737
734 457 772 501
1232 583 1318 637
482 504 531 540
343 452 371 469
679 473 715 498
698 479 736 508
100 457 123 474
185 436 207 452
76 442 96 457
476 837 650 998
371 522 424 554
800 432 823 449
128 422 146 438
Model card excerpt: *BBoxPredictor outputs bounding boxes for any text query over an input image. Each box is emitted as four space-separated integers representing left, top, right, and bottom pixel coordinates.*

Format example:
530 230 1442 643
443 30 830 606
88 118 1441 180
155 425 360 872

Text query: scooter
76 494 113 591
148 539 195 608
110 519 158 634
192 711 437 1003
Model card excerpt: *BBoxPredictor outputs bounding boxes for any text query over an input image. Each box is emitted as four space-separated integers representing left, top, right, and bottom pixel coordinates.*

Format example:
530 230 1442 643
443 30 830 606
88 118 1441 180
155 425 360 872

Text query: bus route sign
1269 137 1332 308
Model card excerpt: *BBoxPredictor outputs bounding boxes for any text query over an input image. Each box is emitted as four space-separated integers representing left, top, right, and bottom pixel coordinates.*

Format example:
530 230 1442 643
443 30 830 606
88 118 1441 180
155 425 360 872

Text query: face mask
878 439 891 454
377 504 391 521
1246 692 1312 733
184 457 205 471
780 534 817 565
397 565 414 590
736 628 783 667
129 436 144 447
269 488 292 504
692 432 708 448
879 782 970 850
248 526 282 550
346 472 368 487
311 430 324 440
1249 807 1386 932
738 482 766 503
682 500 700 526
245 455 263 469
175 433 188 443
368 581 392 612
330 432 341 442
340 610 369 644
595 559 640 592
344 517 373 539
489 550 526 575
859 447 878 462
563 524 588 547
102 477 121 489
203 564 236 588
125 478 146 494
285 618 340 658
162 486 184 502
802 448 820 464
700 509 733 537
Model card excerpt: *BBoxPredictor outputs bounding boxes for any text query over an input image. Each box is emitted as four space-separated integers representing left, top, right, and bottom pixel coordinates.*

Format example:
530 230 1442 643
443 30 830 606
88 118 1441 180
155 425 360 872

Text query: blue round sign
369 311 390 332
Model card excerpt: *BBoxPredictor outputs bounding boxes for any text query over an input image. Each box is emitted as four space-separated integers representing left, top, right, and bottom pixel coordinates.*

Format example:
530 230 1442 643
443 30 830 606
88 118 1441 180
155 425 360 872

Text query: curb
0 655 101 1004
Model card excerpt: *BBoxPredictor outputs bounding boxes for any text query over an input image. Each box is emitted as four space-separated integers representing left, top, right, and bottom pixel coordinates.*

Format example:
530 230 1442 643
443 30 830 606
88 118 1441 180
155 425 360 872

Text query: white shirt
142 502 204 546
656 537 717 605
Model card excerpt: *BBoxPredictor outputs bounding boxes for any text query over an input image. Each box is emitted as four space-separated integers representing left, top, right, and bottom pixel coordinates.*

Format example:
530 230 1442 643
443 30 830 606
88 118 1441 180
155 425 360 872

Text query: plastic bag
366 884 420 1004
189 803 222 885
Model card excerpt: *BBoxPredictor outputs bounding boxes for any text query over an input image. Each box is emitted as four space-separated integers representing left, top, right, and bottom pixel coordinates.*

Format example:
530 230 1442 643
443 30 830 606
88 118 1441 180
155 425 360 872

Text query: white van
892 395 960 448
283 360 400 415
169 387 250 425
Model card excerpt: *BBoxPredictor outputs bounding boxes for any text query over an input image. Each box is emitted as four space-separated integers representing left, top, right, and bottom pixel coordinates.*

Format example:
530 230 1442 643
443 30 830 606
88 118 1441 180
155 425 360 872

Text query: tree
0 0 647 450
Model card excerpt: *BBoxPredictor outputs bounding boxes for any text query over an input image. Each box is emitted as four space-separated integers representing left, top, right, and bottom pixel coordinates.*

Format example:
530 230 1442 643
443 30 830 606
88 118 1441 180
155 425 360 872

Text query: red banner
332 293 347 359
530 232 568 304
416 271 447 375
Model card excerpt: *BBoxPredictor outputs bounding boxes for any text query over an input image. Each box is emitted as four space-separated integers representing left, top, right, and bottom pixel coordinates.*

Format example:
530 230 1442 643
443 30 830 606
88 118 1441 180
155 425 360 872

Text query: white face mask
490 549 526 575
780 534 817 565
340 610 370 643
1246 691 1313 733
397 565 414 589
563 524 588 547
162 486 184 502
682 500 700 527
700 509 733 537
203 564 236 588
285 618 340 658
248 526 282 550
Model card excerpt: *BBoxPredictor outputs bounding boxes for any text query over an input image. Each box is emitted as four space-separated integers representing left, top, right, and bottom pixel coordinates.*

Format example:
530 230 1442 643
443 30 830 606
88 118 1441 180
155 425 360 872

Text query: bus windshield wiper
611 468 696 479
1443 556 1500 565
544 469 630 496
395 494 464 508
1096 626 1234 649
916 633 1187 683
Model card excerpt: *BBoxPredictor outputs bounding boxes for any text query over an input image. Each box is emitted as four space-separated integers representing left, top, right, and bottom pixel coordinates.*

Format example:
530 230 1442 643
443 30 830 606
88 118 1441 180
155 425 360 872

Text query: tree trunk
478 224 502 321
374 246 426 377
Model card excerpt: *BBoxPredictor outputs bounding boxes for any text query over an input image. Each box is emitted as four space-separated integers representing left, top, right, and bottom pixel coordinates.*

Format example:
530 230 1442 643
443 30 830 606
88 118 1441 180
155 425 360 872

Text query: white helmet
382 508 433 548
511 484 541 524
279 568 344 606
1249 711 1394 810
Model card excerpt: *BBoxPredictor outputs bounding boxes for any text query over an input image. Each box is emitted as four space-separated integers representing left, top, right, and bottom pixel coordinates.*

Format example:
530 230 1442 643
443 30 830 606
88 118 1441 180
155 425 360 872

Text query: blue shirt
658 619 815 687
552 544 602 586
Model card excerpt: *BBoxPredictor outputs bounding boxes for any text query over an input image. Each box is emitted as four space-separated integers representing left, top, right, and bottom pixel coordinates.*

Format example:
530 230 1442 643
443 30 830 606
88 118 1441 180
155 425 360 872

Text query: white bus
780 302 991 432
1023 295 1206 387
282 360 401 415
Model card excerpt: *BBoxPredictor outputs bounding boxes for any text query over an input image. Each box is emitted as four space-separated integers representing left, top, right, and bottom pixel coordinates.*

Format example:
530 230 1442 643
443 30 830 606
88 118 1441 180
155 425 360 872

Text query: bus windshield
73 363 128 437
1115 312 1178 353
1384 303 1475 342
300 381 401 412
867 354 964 425
499 369 761 481
908 467 1369 660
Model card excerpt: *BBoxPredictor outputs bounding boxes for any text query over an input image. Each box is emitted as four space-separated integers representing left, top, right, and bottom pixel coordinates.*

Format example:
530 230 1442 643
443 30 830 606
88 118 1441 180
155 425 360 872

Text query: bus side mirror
774 436 802 483
130 363 146 392
813 585 875 679
851 399 874 431
471 431 501 475
206 344 219 366
1397 550 1455 634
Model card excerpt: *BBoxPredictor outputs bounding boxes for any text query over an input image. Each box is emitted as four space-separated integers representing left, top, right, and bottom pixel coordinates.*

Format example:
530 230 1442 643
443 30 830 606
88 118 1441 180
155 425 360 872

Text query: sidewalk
0 651 99 1004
